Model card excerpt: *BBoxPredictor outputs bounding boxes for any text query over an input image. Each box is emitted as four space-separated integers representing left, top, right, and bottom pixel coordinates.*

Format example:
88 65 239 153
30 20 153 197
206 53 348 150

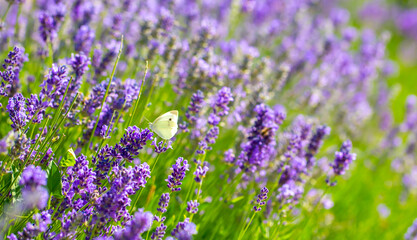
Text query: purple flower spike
114 209 153 240
20 165 47 187
151 223 167 240
7 93 28 131
120 126 154 156
166 157 189 192
19 165 49 210
157 193 170 214
212 87 234 117
0 46 27 96
38 4 65 43
69 52 90 79
152 139 172 154
74 25 95 54
186 200 200 214
194 165 209 183
405 218 417 240
171 218 197 239
306 125 331 168
7 210 52 240
237 104 285 172
331 140 357 175
254 187 269 212
224 149 236 164
185 90 205 123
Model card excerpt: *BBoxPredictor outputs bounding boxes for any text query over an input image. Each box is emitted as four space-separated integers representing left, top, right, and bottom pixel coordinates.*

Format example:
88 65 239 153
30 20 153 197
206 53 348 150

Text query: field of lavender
1 0 417 239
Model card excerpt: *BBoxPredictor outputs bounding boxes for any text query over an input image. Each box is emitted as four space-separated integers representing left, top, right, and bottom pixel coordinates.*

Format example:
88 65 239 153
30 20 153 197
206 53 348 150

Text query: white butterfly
149 110 179 140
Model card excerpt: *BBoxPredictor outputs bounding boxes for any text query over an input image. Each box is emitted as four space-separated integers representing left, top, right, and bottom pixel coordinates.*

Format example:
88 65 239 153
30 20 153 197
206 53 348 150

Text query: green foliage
47 163 63 199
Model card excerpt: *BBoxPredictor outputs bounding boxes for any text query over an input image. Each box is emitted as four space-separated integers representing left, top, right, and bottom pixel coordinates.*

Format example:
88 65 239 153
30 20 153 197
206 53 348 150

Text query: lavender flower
212 87 233 117
114 209 153 240
74 25 95 54
157 193 170 214
276 182 303 206
306 125 331 168
224 149 235 164
94 127 152 182
237 104 285 172
39 64 68 108
185 90 205 123
55 209 85 239
7 211 52 240
38 12 56 43
95 164 151 225
204 126 219 145
40 147 54 166
207 113 220 126
186 200 199 214
159 8 174 31
7 93 28 131
331 140 357 175
406 217 417 240
152 139 172 154
171 218 197 240
396 9 417 41
19 165 49 209
166 157 189 192
62 155 96 211
253 187 269 212
38 4 65 43
119 126 153 157
82 80 108 115
151 223 167 240
26 94 48 123
0 46 27 96
20 165 47 188
69 52 90 79
68 52 90 94
94 40 120 77
194 165 209 183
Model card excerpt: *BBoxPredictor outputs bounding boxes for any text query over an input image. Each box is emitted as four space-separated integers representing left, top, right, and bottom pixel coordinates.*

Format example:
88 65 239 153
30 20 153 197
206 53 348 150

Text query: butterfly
149 110 179 140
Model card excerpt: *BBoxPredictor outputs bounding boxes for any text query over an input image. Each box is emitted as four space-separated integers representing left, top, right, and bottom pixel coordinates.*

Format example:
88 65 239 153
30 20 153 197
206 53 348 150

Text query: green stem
127 60 149 127
300 186 330 236
227 0 241 39
196 179 203 201
151 152 162 173
94 107 119 159
50 77 74 131
23 108 41 133
130 152 162 213
129 188 144 213
1 3 12 25
137 74 158 125
87 36 124 150
237 211 257 240
7 211 34 236
48 40 54 66
14 4 21 39
178 156 201 222
51 198 63 219
189 179 203 222
33 92 79 163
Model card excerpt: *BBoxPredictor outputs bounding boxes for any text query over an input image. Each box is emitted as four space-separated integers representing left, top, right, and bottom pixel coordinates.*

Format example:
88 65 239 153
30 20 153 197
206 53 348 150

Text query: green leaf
47 163 63 199
1 172 12 189
230 196 244 203
0 172 13 203
61 148 76 168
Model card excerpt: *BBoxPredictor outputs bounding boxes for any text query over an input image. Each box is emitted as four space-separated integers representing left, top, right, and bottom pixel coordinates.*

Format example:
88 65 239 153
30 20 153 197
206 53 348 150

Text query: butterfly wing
150 110 178 140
